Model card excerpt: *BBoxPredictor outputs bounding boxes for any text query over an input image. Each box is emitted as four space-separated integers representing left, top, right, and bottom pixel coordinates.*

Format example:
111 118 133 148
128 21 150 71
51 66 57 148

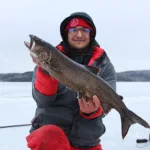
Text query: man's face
67 26 90 49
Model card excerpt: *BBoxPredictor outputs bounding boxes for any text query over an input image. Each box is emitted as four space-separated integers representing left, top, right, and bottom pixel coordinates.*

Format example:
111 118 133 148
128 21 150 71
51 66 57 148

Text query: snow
0 82 150 150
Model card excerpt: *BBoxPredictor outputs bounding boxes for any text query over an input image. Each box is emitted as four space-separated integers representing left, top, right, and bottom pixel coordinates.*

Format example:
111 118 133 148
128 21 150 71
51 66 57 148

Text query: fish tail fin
121 109 150 139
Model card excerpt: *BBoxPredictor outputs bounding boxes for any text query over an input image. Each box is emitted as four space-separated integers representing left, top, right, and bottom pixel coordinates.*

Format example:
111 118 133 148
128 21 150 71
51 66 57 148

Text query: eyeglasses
68 28 91 36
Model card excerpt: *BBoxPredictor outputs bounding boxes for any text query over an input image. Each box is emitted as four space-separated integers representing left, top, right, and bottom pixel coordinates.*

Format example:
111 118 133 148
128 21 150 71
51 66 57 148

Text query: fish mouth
24 35 51 61
24 34 40 58
24 34 39 51
24 35 33 49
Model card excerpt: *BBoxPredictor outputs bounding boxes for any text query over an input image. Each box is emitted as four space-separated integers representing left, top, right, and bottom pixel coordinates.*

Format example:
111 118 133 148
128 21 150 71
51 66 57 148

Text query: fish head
24 34 53 63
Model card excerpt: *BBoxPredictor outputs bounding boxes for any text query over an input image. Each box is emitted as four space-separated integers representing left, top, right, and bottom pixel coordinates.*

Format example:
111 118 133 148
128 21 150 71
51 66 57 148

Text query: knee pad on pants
26 125 70 150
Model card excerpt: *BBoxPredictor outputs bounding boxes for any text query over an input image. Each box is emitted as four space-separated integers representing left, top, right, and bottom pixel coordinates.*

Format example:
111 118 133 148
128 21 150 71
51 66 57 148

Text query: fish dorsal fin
84 65 100 75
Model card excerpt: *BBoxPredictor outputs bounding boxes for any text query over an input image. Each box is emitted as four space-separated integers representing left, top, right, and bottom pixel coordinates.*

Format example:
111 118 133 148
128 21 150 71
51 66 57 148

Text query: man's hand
78 95 101 114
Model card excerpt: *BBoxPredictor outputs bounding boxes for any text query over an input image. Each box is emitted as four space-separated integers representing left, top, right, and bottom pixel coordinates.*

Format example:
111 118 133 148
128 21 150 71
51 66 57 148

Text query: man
26 12 117 150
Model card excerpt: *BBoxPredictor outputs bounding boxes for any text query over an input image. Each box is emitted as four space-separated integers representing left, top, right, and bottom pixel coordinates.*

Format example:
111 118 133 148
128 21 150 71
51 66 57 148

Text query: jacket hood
59 12 99 63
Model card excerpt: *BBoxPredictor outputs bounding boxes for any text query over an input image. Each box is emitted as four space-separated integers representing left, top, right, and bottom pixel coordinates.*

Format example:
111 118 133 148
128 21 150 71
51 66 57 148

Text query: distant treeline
0 70 150 82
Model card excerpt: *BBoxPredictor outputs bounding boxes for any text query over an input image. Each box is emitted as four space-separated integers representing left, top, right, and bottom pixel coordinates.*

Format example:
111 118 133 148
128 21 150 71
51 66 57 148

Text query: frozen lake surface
0 82 150 150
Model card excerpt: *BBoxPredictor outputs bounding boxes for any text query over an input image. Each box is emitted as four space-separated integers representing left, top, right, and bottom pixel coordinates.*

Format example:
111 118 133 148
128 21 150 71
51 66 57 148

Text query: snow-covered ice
0 82 150 150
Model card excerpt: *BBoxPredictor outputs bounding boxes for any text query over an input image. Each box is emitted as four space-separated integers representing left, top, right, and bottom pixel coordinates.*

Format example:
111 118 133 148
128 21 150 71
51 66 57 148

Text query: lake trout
24 34 150 139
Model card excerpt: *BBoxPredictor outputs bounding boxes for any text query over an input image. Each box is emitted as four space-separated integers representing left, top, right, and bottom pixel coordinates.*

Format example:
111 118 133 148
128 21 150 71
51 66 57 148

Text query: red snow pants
26 125 103 150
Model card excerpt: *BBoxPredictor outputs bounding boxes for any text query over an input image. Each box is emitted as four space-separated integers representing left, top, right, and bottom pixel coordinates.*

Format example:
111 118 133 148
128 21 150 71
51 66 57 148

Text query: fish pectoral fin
84 65 100 75
77 91 92 100
77 92 84 99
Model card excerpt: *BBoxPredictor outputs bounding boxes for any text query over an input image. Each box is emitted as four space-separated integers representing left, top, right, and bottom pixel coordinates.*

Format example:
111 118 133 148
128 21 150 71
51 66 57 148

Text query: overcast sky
0 0 150 73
